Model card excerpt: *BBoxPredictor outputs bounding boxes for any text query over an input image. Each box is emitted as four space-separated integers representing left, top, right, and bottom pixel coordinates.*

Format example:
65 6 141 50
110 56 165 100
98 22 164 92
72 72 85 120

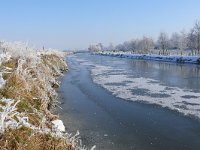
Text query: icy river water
58 53 200 150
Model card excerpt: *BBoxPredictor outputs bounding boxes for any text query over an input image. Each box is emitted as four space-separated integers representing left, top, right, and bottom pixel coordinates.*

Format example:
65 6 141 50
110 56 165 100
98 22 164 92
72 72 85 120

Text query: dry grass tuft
0 127 75 150
1 58 18 70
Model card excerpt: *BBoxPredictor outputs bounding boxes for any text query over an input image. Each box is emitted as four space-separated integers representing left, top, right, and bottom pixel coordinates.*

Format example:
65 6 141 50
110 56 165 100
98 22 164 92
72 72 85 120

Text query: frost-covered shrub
0 41 35 58
0 99 19 133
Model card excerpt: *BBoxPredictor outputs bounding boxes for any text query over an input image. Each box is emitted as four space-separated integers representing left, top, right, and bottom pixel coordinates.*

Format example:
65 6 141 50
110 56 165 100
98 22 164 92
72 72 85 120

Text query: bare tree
193 21 200 54
170 32 180 49
123 42 128 51
98 43 104 51
115 44 125 51
187 29 196 55
129 39 139 52
178 30 187 55
88 43 103 52
187 21 200 55
140 36 154 54
158 32 169 55
107 43 115 51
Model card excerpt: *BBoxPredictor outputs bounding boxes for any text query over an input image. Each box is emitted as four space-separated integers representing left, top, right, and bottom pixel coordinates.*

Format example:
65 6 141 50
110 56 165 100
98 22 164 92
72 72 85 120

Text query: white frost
0 99 20 133
0 72 5 88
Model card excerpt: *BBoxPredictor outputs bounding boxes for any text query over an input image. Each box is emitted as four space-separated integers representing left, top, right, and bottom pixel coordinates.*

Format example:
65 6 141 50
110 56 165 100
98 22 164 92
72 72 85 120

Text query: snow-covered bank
96 51 200 64
0 41 91 150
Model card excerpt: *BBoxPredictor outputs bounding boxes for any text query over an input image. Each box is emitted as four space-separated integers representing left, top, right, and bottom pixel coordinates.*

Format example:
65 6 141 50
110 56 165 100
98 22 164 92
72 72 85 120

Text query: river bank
0 42 86 150
96 51 200 64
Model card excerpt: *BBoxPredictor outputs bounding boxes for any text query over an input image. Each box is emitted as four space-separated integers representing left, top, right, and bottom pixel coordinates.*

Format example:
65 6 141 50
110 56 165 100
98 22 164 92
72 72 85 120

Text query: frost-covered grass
96 51 200 64
0 41 92 150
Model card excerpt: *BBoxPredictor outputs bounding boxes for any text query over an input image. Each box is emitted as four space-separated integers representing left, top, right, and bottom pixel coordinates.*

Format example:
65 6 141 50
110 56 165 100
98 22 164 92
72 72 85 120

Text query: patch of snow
0 72 5 88
52 119 66 132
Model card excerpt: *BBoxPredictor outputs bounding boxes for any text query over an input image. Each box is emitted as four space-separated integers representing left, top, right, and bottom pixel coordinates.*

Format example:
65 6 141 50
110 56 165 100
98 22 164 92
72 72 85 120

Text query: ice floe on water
91 64 200 119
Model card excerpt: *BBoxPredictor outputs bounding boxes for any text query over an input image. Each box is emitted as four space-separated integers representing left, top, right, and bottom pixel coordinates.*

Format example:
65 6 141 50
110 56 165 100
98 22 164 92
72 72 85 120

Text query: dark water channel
57 53 200 150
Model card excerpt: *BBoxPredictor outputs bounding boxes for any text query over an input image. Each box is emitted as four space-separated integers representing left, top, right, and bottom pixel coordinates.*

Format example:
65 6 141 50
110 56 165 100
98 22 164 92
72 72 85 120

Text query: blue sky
0 0 200 50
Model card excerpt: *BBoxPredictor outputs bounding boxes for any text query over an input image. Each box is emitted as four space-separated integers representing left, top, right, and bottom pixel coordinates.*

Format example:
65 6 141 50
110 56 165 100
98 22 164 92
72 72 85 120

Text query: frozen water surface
73 54 200 119
59 53 200 150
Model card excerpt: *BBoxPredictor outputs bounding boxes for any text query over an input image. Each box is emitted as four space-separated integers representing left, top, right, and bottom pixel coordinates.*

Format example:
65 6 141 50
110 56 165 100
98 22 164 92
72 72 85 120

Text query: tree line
88 21 200 55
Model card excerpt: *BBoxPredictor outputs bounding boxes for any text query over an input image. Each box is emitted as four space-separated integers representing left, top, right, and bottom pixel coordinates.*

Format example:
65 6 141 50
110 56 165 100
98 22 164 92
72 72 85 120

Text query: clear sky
0 0 200 50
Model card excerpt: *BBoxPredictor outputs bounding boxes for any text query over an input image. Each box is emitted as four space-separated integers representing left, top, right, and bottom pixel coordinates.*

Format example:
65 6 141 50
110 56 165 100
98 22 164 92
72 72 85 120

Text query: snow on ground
52 119 66 132
97 51 200 64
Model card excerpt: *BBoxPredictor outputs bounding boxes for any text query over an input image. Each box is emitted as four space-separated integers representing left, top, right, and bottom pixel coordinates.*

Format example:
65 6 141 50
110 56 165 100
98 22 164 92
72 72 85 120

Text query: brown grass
0 53 75 150
41 54 67 76
0 127 74 150
1 58 18 70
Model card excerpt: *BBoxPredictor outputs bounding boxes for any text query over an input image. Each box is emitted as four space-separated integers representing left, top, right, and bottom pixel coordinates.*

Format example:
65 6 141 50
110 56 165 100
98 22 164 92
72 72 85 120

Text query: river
57 53 200 150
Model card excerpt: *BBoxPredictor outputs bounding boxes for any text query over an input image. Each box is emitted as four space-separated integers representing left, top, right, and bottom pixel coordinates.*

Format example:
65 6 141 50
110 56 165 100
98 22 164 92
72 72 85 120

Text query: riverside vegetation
0 41 93 150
